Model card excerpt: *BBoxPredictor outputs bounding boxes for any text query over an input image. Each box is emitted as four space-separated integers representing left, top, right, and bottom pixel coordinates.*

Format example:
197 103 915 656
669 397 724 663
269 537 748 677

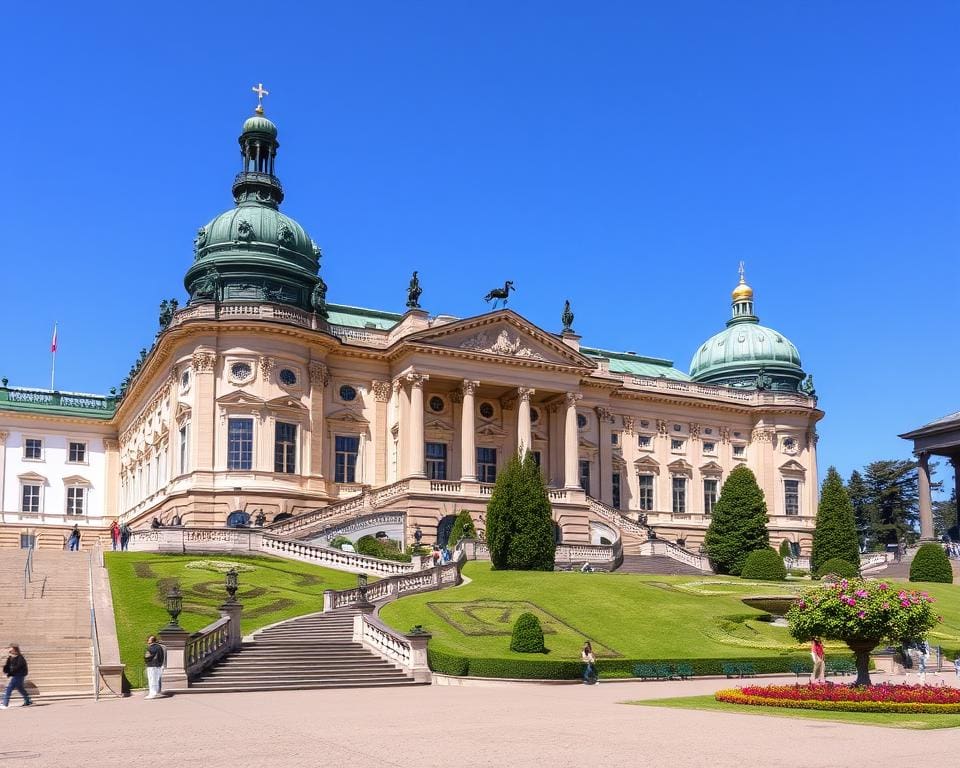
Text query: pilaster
308 362 328 482
191 350 217 471
372 380 391 485
103 438 120 518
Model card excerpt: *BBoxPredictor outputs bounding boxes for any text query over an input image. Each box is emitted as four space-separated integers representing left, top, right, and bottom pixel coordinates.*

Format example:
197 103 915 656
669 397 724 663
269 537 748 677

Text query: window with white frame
275 422 298 474
21 484 41 513
784 479 800 516
425 442 447 480
638 434 653 451
24 439 43 460
66 486 86 515
732 444 746 459
179 424 190 474
612 472 622 509
68 442 87 463
637 474 654 511
703 478 719 516
476 447 497 483
227 418 254 471
334 435 360 483
670 438 685 453
671 476 687 514
702 441 716 456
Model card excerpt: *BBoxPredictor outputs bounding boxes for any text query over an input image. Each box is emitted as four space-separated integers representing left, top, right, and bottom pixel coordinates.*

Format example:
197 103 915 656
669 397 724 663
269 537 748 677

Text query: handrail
88 548 101 701
324 552 464 610
23 545 34 600
185 616 232 677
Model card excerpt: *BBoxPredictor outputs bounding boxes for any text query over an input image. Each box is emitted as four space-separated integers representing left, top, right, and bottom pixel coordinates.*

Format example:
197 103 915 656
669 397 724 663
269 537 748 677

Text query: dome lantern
729 261 756 324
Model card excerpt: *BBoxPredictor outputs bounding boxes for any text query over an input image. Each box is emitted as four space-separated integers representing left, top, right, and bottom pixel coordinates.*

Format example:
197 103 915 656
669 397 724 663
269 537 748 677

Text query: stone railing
324 556 463 611
479 484 495 496
547 489 569 502
328 325 391 348
354 612 432 682
0 385 116 413
555 538 623 570
185 616 232 678
308 512 405 545
586 496 650 538
639 538 713 571
261 535 418 577
161 600 242 689
429 481 461 494
784 555 812 571
860 552 891 570
370 480 410 507
626 376 816 409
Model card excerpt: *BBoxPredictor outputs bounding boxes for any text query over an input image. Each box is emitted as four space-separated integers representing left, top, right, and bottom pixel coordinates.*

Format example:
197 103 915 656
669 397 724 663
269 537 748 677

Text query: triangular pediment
425 417 454 434
216 391 267 407
634 456 660 473
327 408 369 425
17 471 47 484
476 423 507 438
400 310 596 369
266 396 308 413
62 474 91 486
668 458 693 475
174 402 192 422
779 459 806 474
699 460 723 475
578 436 598 452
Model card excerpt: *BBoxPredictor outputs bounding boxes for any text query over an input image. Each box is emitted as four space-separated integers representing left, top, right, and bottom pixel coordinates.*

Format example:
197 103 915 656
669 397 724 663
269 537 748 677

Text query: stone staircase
616 554 706 576
184 610 426 694
0 550 96 699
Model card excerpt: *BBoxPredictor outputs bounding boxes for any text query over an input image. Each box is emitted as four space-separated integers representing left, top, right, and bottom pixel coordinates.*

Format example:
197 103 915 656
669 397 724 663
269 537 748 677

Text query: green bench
722 662 757 678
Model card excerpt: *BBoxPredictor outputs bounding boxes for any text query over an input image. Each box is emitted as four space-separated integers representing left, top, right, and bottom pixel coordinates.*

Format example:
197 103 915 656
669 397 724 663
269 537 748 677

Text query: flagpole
50 322 57 391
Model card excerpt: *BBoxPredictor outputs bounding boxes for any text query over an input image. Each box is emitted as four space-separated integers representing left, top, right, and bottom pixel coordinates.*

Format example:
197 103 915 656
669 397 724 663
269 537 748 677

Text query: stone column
308 362 328 481
564 393 582 489
953 458 960 530
407 372 428 478
460 380 478 481
218 601 243 652
405 629 433 683
597 407 613 503
191 351 217 471
918 452 934 541
517 387 535 457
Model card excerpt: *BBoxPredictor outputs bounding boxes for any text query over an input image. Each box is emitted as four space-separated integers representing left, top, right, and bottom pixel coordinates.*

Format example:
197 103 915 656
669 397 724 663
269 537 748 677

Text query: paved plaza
4 675 959 768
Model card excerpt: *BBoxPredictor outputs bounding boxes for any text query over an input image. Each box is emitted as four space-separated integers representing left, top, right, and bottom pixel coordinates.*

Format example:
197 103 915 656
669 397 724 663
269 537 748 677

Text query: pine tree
703 465 769 575
485 451 555 571
862 460 919 545
447 509 477 548
933 488 958 540
847 470 874 547
811 467 860 576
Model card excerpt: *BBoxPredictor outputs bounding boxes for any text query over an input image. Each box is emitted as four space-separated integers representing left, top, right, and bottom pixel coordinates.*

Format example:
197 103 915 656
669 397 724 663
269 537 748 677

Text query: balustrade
185 616 232 678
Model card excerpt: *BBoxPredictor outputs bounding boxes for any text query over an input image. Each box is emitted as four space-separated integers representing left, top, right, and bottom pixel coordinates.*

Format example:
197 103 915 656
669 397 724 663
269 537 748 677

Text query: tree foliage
933 488 958 541
811 467 860 576
815 557 858 580
486 452 555 571
740 548 787 581
704 465 769 575
909 543 954 584
509 612 546 653
858 460 919 547
847 470 872 546
447 509 477 549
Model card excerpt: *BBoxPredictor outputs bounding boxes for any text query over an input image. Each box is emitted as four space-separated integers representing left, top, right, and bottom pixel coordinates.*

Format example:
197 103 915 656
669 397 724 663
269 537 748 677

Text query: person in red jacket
810 637 826 684
110 520 121 551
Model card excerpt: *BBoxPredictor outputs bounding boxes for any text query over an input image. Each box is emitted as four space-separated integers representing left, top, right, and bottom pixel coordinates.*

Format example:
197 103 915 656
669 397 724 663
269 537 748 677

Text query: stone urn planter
846 639 878 687
741 595 799 626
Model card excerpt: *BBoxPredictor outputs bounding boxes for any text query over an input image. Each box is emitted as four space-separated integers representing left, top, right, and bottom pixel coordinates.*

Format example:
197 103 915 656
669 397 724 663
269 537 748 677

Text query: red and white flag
51 323 58 353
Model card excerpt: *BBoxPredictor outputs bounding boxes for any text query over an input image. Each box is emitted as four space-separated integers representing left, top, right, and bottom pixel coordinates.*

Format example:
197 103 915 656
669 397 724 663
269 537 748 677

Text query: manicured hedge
815 557 858 579
909 543 954 584
510 612 546 653
740 548 787 581
355 535 412 562
426 648 828 679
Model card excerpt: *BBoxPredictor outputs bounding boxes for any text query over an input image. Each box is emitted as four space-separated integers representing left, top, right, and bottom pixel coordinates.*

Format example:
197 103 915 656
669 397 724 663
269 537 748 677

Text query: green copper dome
183 107 326 313
689 270 807 392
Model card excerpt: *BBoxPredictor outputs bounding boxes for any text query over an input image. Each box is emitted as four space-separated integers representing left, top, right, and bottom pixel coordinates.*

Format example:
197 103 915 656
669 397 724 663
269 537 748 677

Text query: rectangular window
24 439 42 460
784 479 800 516
476 447 497 484
638 435 652 450
68 442 87 463
21 485 40 513
425 442 447 480
703 478 719 516
274 422 298 474
578 459 591 496
671 439 685 452
612 473 621 510
638 475 654 511
335 435 360 483
227 418 254 471
20 534 36 549
672 476 686 514
179 425 190 474
733 444 746 459
66 487 86 515
702 441 716 455
532 451 542 467
611 432 620 447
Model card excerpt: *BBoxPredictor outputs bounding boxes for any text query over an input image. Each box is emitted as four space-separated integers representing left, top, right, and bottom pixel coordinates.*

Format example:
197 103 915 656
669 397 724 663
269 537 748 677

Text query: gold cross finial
738 260 746 283
252 83 269 114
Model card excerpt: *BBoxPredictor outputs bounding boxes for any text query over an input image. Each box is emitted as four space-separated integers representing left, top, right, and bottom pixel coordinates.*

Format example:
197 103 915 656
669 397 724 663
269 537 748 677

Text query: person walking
810 637 826 684
144 635 166 699
120 523 131 551
917 640 931 684
110 520 120 551
581 642 598 685
68 525 81 552
1 645 32 709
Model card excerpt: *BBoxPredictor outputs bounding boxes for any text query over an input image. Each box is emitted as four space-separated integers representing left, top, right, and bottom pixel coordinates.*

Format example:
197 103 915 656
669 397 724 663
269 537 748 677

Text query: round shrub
909 543 954 583
355 535 412 562
509 612 546 654
740 548 787 581
814 557 857 580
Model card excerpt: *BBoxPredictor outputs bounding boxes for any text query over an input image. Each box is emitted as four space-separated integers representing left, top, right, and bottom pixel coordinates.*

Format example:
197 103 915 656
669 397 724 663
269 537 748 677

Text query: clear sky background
3 2 958 488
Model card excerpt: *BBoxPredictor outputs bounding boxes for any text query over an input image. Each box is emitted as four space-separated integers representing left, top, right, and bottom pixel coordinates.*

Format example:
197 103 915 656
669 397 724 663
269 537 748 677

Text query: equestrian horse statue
483 280 515 309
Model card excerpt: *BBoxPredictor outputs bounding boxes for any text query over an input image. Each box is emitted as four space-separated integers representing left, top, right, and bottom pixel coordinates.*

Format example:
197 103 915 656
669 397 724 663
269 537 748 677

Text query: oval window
576 413 587 429
530 407 540 424
279 368 297 386
429 396 444 413
479 402 494 419
339 384 357 402
231 362 253 382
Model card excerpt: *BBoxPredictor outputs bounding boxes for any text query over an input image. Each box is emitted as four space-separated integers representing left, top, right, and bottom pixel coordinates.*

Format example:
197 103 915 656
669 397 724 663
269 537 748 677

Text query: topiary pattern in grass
740 548 787 581
510 612 547 653
704 465 769 576
811 467 861 577
910 543 954 584
815 557 858 580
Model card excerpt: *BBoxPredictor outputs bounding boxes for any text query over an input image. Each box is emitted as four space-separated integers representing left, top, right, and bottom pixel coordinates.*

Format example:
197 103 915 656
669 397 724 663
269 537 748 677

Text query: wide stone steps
615 554 706 576
184 610 424 694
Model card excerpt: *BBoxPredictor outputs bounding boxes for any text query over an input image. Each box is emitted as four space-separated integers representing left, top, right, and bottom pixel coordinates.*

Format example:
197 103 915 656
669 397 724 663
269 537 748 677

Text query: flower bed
716 683 960 714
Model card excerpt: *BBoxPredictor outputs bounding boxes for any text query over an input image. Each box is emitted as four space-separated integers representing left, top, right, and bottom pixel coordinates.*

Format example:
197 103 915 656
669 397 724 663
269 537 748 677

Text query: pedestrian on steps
120 523 131 551
1 645 32 709
144 635 166 699
68 525 81 552
110 520 120 551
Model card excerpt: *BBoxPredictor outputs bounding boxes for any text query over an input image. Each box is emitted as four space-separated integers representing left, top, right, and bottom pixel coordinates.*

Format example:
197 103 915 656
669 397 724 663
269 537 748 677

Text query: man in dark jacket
1 645 32 708
144 635 165 699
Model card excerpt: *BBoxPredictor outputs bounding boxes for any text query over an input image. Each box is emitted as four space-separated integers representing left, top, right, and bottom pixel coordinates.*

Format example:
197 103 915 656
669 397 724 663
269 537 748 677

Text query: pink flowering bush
786 579 939 686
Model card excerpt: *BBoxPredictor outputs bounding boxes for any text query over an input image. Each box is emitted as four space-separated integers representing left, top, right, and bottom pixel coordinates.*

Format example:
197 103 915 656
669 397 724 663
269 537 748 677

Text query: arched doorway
436 515 457 548
272 512 293 523
553 522 562 544
226 510 250 528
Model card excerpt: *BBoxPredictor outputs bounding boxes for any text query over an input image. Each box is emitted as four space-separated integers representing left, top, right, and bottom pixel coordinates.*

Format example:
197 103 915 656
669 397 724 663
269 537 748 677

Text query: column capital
309 361 329 387
406 372 429 388
917 450 930 465
191 350 217 373
517 387 536 402
0 431 8 444
371 380 391 403
565 392 582 407
462 379 480 395
595 406 615 424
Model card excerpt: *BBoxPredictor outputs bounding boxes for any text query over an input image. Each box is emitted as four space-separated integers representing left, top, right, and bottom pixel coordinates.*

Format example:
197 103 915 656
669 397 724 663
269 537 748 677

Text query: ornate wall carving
192 351 217 373
459 330 545 360
309 362 329 388
372 380 391 403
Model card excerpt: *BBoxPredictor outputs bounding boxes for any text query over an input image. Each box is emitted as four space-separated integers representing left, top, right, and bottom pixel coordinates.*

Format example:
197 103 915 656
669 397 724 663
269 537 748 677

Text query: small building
900 411 960 541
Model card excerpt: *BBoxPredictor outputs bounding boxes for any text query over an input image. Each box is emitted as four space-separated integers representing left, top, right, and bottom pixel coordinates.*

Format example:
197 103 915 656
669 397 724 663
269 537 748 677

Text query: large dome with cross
183 87 324 313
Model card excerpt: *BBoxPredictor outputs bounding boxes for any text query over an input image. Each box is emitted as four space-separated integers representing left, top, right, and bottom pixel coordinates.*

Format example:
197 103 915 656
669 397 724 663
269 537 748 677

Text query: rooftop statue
311 276 329 319
406 271 422 309
561 299 574 332
192 266 220 302
483 280 515 309
800 374 816 397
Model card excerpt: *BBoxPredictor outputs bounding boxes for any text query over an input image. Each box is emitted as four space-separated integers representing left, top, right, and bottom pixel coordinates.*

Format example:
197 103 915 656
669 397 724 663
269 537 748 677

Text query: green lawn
379 562 960 666
105 552 359 684
629 695 960 730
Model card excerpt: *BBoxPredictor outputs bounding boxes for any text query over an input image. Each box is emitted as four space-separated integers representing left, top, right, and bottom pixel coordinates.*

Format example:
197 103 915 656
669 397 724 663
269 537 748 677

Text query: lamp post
356 572 373 613
225 567 239 603
164 586 183 630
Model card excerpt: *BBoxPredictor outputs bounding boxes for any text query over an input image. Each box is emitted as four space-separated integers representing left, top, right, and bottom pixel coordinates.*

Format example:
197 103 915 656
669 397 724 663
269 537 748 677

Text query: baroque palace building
0 99 823 555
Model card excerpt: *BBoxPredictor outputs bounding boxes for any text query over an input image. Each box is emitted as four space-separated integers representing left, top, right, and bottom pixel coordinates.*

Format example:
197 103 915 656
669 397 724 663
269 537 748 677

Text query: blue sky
3 2 958 487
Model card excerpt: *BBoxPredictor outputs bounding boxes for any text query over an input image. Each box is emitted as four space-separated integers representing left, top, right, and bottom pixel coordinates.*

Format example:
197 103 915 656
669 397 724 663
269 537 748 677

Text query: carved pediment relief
174 403 192 423
476 423 507 438
779 459 806 474
634 456 660 473
17 471 47 484
326 408 369 427
216 391 267 407
265 396 308 413
424 418 454 435
578 436 598 452
403 311 596 368
668 458 693 475
699 460 724 475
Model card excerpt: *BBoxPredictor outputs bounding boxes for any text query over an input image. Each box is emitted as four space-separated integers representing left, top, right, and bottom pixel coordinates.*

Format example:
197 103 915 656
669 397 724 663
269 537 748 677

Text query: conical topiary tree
486 451 555 571
811 467 861 577
704 465 769 575
447 509 477 549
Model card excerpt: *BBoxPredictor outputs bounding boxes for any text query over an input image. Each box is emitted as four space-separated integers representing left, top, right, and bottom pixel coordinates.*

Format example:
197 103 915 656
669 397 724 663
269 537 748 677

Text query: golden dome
731 262 754 302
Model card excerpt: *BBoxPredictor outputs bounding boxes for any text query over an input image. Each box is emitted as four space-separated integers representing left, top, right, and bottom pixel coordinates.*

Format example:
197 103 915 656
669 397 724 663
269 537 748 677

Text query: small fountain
741 595 799 627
